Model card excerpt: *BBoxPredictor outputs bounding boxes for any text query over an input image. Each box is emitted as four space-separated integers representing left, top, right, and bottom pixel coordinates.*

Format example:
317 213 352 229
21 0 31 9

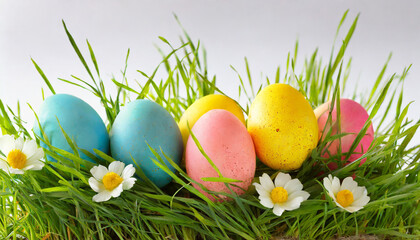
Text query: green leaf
31 58 56 95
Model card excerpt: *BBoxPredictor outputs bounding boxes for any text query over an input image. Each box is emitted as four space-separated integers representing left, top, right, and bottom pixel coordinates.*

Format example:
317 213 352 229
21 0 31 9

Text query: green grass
0 11 419 239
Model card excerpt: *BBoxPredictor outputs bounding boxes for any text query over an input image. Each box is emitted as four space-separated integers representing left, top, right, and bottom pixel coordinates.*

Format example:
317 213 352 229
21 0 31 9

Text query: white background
0 1 419 144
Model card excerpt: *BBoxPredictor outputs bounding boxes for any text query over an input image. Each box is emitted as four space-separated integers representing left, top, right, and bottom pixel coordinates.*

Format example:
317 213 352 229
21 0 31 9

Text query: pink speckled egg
315 98 374 170
185 109 256 201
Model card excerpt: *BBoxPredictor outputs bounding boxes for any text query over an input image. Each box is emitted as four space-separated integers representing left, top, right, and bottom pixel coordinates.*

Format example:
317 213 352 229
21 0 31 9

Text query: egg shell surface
186 109 256 201
33 94 109 163
247 83 318 170
110 99 183 188
178 94 245 148
316 98 374 169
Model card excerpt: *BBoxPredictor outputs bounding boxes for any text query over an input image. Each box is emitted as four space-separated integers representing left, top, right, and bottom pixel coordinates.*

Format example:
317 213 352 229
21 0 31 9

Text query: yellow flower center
7 149 27 169
102 172 123 191
336 190 354 207
270 187 288 204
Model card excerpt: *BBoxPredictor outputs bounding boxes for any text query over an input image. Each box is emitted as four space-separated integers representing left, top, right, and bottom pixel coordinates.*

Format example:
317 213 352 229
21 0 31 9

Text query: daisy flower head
253 173 310 216
0 135 45 174
323 174 370 213
89 161 136 202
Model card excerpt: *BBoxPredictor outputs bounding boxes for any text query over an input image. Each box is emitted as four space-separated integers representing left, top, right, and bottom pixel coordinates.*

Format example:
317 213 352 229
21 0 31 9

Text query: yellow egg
179 94 245 147
247 83 318 170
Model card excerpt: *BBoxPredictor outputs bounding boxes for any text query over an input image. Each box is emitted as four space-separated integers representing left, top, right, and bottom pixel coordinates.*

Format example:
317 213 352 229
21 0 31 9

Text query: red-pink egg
185 109 256 201
315 98 374 170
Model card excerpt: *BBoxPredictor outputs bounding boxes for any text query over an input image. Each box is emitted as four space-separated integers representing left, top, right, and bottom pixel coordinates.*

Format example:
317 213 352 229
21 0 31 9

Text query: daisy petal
284 179 303 194
272 204 285 216
26 148 44 164
289 190 310 201
108 161 125 175
121 164 136 179
341 177 357 192
260 196 274 208
22 139 38 158
90 165 108 180
281 196 304 211
275 173 291 187
335 202 348 211
331 176 340 195
22 160 44 171
28 161 44 171
14 137 24 150
323 176 332 192
345 205 363 213
9 168 24 174
122 177 136 190
0 135 15 154
25 148 44 166
253 182 263 192
24 164 36 170
93 191 112 202
89 177 104 193
259 173 275 192
253 183 271 199
352 195 370 207
327 174 334 182
110 184 123 198
352 186 366 200
0 159 9 172
258 190 271 199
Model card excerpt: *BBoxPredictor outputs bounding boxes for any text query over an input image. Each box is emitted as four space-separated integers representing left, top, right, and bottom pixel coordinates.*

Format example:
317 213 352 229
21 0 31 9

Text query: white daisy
323 174 370 213
0 135 45 174
89 161 136 202
253 173 310 216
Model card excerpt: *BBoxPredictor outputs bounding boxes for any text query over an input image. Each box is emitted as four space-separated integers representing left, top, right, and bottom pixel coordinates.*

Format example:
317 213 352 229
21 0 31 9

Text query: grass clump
0 11 419 239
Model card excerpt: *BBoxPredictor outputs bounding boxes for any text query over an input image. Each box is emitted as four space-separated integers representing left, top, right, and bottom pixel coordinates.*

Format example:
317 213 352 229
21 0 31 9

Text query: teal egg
110 99 183 188
33 94 109 163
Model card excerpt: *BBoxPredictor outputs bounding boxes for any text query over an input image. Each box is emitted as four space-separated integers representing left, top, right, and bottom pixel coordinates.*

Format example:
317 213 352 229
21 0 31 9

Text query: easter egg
247 83 318 170
33 94 109 162
186 109 256 201
315 98 374 170
110 99 183 188
178 94 245 148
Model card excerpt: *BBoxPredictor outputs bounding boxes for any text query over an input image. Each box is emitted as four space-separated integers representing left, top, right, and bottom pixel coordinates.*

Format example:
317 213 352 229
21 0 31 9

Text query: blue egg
33 94 109 163
110 99 183 188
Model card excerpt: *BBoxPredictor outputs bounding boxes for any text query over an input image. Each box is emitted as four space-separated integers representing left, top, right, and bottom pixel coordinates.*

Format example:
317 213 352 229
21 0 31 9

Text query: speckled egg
33 94 109 162
186 109 256 201
247 83 318 170
178 94 245 148
110 99 183 188
315 98 374 170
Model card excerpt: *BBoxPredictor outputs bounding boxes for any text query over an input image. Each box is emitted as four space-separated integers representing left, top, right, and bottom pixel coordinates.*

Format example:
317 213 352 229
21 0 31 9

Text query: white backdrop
0 0 419 144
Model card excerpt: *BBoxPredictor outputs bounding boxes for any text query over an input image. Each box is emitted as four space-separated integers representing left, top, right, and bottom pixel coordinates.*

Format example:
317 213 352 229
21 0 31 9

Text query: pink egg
185 109 256 201
316 99 374 170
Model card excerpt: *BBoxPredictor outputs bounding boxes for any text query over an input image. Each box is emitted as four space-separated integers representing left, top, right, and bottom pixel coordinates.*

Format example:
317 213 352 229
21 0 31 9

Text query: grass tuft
0 12 419 239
